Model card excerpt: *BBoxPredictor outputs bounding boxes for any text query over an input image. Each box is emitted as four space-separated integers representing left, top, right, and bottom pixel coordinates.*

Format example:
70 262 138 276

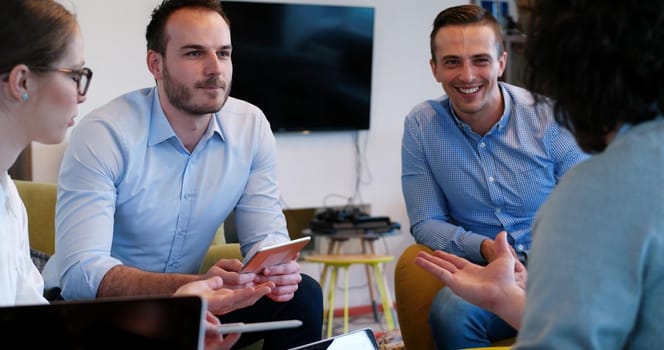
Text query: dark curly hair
524 0 664 152
146 0 229 55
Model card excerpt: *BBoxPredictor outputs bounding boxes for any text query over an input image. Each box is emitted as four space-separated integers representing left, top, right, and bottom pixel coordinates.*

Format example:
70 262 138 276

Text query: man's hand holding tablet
240 237 311 274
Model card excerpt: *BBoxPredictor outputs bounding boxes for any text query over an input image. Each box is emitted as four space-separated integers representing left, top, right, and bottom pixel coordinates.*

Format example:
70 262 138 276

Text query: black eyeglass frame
28 66 93 96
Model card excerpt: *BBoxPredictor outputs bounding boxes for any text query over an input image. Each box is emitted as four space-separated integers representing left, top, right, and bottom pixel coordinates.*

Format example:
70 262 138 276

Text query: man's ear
146 50 164 80
429 58 442 83
497 51 508 78
6 64 31 101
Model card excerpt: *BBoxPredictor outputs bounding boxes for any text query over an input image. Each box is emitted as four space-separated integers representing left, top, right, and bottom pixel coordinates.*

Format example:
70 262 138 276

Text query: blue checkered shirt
401 83 589 264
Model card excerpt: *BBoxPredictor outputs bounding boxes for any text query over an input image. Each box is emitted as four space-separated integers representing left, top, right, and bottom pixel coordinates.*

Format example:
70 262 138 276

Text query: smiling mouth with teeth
459 86 480 94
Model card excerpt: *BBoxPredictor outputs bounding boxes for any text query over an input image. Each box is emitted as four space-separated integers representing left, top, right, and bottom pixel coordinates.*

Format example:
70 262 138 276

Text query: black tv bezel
222 1 375 133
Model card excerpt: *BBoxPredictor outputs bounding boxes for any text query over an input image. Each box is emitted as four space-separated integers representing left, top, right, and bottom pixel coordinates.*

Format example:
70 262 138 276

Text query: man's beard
162 66 230 115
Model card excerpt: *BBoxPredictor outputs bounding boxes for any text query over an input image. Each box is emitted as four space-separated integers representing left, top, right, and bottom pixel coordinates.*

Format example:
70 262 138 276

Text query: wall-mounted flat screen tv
221 1 375 133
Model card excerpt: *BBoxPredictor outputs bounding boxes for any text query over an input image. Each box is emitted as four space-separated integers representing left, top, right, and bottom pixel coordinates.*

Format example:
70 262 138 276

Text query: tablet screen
288 328 379 350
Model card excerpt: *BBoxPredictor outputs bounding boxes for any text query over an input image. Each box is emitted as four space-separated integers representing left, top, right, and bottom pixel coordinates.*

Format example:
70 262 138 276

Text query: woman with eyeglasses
0 0 89 306
0 1 271 349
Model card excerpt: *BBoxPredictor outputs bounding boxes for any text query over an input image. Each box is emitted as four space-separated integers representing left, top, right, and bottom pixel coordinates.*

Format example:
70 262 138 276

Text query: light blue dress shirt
401 83 589 264
517 118 664 349
43 87 289 300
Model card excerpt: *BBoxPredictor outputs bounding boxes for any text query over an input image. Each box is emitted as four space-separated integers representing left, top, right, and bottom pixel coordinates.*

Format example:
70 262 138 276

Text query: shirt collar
494 83 512 132
615 123 633 139
147 88 224 147
0 172 7 211
148 89 175 146
448 83 512 135
610 115 663 144
208 112 224 142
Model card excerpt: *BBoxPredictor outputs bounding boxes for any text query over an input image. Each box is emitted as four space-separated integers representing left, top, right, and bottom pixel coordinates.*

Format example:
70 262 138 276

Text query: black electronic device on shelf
309 207 399 235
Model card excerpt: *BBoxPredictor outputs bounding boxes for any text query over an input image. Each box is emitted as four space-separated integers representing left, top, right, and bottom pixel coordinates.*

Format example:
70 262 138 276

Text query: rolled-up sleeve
45 117 124 300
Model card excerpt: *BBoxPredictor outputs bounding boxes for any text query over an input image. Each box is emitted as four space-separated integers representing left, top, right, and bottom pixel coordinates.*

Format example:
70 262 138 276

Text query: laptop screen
0 295 205 350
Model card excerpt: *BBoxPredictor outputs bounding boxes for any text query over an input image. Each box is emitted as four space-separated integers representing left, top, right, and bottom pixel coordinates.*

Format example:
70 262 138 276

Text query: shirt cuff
464 233 489 264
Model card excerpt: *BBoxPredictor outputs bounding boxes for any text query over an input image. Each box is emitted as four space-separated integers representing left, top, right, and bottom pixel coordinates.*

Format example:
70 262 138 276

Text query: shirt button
517 244 524 251
488 176 495 183
479 142 486 148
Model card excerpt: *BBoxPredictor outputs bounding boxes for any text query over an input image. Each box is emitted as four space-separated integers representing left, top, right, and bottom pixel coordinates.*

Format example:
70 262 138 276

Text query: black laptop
0 295 206 350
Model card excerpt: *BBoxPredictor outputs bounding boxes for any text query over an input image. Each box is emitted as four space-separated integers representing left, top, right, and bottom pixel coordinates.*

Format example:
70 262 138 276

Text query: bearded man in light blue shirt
42 1 322 349
400 5 588 349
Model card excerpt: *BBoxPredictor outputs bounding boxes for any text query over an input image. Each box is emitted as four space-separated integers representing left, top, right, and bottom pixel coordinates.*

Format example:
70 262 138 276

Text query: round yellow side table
304 254 395 338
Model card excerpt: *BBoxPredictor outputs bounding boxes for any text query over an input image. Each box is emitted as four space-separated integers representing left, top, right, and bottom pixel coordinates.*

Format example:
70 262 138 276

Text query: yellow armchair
395 243 444 350
14 180 57 255
198 243 243 273
395 243 515 350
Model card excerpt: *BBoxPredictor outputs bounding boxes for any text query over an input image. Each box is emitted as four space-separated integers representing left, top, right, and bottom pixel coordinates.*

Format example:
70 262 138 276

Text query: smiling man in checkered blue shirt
400 5 589 350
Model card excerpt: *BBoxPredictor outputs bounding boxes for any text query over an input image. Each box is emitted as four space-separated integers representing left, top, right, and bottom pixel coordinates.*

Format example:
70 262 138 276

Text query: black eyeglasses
28 66 93 96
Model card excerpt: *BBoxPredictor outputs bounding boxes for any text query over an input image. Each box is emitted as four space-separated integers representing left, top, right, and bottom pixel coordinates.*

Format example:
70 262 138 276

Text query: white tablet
217 320 303 334
287 328 380 350
240 237 311 273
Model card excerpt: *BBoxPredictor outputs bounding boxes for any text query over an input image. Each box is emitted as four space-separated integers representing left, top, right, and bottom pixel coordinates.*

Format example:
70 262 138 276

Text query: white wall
35 0 465 311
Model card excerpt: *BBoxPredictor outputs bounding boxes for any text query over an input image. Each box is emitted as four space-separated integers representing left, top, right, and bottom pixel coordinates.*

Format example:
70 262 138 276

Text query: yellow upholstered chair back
395 243 443 350
13 180 57 255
